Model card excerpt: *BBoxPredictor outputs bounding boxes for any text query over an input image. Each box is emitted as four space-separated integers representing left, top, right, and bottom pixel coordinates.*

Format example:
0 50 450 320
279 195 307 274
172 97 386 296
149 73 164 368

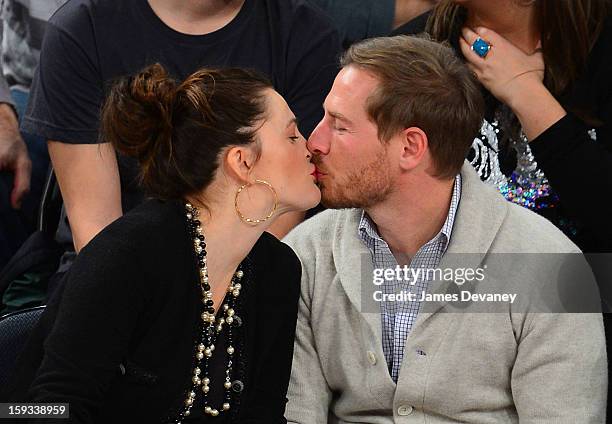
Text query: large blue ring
471 37 491 58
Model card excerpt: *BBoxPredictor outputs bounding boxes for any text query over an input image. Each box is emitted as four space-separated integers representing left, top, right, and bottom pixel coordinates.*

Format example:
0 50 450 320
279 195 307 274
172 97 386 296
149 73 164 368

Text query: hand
0 103 32 209
459 26 545 107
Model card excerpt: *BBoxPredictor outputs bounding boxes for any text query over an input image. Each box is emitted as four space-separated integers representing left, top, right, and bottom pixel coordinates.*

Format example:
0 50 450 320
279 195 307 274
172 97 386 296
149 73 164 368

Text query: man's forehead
338 66 379 90
324 67 378 115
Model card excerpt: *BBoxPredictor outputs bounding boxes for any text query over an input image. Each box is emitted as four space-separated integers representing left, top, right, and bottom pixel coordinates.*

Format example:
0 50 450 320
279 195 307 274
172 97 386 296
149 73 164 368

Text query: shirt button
397 405 413 416
367 351 377 365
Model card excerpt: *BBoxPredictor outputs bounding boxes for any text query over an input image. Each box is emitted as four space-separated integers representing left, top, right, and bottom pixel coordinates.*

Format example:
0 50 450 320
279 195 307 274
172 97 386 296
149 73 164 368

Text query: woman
394 0 612 253
6 64 320 423
393 0 612 414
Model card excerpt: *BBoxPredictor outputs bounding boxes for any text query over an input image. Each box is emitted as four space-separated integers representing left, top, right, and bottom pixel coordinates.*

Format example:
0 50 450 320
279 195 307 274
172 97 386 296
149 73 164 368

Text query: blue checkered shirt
358 175 461 382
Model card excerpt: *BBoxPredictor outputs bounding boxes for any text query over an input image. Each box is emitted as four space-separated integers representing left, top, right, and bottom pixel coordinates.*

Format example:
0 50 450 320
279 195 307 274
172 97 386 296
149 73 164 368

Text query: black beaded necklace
176 202 243 421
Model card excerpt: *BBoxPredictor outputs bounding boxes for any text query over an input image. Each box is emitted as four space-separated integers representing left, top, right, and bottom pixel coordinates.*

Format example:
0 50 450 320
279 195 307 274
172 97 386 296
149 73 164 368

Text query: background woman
394 0 612 413
4 63 320 423
395 0 612 253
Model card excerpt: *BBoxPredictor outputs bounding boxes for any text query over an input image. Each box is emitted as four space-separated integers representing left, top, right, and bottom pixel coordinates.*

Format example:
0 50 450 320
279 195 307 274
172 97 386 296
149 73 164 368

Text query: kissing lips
311 167 327 181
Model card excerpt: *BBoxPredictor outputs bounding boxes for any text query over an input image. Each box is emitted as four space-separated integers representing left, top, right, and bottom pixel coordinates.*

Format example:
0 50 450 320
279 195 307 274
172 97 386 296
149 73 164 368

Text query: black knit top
3 199 301 423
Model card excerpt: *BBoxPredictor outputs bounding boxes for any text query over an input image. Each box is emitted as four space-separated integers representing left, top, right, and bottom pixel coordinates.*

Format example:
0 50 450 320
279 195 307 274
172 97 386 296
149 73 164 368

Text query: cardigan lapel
414 162 508 326
333 208 384 345
333 208 397 399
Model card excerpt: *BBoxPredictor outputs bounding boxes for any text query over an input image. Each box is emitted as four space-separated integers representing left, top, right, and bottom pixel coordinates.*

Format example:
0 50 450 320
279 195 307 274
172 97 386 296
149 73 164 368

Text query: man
21 0 340 270
283 35 606 423
308 0 436 48
0 0 66 267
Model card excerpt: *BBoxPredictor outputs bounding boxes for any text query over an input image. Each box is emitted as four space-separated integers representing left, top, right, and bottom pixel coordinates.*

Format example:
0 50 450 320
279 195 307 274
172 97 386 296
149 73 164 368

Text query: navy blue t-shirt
22 0 340 251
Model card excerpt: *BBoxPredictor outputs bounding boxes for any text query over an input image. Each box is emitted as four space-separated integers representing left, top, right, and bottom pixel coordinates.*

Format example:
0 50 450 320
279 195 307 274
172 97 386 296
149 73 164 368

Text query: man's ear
224 145 257 183
397 126 428 171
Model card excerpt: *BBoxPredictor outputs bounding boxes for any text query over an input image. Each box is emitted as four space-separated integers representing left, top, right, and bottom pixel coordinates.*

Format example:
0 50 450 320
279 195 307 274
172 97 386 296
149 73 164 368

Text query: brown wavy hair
100 63 272 200
341 35 484 178
426 0 611 98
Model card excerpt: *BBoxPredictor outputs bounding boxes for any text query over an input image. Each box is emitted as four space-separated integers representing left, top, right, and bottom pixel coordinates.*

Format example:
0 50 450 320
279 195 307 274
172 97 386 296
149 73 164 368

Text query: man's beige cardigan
283 163 607 423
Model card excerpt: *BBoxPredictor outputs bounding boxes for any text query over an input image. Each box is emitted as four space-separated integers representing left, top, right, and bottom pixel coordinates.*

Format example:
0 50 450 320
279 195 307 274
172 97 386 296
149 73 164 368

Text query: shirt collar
358 174 462 251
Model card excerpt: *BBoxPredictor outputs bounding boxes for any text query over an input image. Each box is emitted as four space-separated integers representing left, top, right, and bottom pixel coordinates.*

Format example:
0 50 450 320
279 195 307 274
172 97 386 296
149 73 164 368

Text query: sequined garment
470 108 597 237
472 109 556 210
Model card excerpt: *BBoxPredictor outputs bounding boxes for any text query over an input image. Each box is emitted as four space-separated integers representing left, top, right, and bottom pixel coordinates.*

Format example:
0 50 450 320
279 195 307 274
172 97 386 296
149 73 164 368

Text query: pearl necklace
179 202 243 420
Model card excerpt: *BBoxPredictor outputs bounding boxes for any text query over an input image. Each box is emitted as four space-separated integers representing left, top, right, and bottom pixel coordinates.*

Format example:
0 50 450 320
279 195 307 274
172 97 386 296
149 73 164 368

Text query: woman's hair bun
101 63 177 172
101 63 273 200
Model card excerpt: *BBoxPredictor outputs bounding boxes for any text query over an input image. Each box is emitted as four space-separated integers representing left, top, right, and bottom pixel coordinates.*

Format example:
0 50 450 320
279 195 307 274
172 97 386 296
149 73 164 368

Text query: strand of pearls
178 203 243 420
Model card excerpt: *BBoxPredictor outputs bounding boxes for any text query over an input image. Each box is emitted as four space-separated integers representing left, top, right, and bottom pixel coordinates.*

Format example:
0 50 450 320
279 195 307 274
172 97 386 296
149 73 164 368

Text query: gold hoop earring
234 179 278 225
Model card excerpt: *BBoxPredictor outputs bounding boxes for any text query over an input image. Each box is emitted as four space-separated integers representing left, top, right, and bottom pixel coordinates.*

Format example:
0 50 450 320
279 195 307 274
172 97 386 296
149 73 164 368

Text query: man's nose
307 120 330 156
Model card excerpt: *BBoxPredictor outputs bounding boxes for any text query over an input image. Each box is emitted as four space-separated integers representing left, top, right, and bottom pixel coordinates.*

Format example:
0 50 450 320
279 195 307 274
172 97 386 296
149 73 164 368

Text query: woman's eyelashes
289 135 301 142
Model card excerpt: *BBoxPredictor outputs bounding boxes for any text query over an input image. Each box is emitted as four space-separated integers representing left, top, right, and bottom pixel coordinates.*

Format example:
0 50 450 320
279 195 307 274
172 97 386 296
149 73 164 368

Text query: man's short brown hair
341 35 484 179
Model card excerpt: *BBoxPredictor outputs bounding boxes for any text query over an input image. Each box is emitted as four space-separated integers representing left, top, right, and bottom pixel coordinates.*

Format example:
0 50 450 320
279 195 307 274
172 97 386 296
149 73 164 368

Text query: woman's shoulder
79 199 185 260
63 199 191 310
574 14 612 103
251 232 301 270
248 232 302 294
